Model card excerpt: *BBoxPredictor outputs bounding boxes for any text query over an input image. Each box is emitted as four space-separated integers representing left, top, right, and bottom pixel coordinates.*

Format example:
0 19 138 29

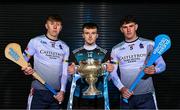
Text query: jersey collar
125 36 139 43
45 34 59 41
83 44 97 50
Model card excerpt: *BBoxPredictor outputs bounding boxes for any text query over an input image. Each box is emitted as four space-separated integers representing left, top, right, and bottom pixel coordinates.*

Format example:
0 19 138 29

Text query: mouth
127 32 132 35
88 39 92 41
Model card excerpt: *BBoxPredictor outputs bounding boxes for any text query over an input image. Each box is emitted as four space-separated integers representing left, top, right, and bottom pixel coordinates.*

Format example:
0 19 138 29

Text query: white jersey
110 37 166 95
23 35 69 91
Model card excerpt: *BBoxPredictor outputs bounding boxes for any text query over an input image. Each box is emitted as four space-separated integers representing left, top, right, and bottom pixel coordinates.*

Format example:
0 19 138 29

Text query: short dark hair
82 23 99 31
120 15 137 27
45 14 63 24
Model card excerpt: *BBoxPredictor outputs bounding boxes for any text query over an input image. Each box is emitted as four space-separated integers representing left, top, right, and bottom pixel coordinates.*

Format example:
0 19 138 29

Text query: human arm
60 47 70 93
144 47 166 75
109 49 124 91
55 46 70 103
22 39 35 75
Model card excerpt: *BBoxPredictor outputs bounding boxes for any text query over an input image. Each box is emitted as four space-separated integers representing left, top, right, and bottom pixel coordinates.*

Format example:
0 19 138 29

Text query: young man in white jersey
68 23 114 109
110 15 166 109
21 14 69 109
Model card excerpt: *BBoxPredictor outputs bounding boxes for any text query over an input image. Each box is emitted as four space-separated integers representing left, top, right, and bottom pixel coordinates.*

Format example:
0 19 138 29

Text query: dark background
0 1 180 109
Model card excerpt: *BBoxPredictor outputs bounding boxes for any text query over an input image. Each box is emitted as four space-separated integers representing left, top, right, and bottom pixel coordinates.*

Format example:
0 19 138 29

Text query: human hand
21 63 34 75
106 61 114 73
120 87 133 99
68 62 76 75
54 91 65 104
144 65 156 75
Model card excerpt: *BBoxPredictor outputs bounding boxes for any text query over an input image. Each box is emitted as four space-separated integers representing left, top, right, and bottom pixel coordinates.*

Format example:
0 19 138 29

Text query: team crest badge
128 44 134 50
139 43 144 48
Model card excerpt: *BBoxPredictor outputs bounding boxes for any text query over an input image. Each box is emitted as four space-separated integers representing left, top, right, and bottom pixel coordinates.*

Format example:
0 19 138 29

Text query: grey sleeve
154 56 166 74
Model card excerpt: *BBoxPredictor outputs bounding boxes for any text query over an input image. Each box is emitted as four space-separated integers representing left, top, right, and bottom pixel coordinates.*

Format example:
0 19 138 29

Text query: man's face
120 22 138 40
82 28 98 45
45 20 62 38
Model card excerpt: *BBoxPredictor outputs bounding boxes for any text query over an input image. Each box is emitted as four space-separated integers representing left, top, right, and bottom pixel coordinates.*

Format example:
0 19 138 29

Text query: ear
82 33 85 38
59 25 62 30
45 23 48 30
96 34 98 38
135 24 138 31
120 27 123 33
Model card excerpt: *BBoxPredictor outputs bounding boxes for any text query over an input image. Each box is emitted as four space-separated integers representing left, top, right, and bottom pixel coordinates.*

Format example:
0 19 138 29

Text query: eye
92 32 97 35
50 22 54 25
84 32 89 35
56 22 60 26
129 25 133 28
122 26 127 29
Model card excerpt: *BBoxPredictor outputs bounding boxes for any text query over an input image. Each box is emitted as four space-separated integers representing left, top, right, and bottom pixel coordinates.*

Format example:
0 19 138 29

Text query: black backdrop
0 2 180 109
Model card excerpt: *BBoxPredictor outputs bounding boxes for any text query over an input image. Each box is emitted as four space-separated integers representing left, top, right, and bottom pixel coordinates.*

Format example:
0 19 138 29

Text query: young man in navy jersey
68 23 114 109
22 14 69 109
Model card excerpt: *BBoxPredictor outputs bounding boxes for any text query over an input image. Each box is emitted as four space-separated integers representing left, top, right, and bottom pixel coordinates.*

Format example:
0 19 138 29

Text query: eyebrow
122 24 135 28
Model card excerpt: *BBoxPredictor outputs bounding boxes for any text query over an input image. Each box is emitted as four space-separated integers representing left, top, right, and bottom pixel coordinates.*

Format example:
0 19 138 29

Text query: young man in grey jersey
21 14 69 109
110 15 166 109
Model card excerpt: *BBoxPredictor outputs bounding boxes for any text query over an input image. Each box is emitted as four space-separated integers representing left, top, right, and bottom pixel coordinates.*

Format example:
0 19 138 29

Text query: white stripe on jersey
153 92 158 110
27 95 33 110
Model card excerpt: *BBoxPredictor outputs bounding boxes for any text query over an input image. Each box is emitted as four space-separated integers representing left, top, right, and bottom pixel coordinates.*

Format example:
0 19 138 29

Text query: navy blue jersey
70 44 109 98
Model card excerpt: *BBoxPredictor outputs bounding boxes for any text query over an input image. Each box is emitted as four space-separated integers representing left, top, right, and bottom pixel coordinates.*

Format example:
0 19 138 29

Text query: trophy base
83 88 102 96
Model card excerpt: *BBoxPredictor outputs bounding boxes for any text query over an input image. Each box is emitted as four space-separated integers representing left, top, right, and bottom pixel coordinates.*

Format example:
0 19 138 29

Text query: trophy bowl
77 59 103 96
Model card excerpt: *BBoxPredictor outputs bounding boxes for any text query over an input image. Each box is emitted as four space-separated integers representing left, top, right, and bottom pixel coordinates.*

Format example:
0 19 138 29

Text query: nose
88 34 92 38
53 24 57 29
127 27 131 32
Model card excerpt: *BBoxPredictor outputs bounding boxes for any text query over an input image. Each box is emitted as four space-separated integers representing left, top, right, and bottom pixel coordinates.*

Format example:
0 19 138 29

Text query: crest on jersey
59 44 63 49
50 42 55 48
128 44 134 50
139 43 144 48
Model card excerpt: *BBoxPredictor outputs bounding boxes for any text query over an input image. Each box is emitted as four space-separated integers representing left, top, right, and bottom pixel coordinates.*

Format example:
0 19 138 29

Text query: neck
85 42 96 46
125 35 138 42
84 43 97 50
46 33 58 41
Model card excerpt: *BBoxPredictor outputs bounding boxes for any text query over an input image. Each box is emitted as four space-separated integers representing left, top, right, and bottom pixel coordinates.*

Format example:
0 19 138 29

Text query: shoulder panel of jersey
34 34 45 39
30 35 47 44
139 37 154 46
72 46 84 54
25 35 46 54
96 46 107 54
30 35 42 42
112 41 126 50
57 39 69 55
57 38 69 49
30 35 69 50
